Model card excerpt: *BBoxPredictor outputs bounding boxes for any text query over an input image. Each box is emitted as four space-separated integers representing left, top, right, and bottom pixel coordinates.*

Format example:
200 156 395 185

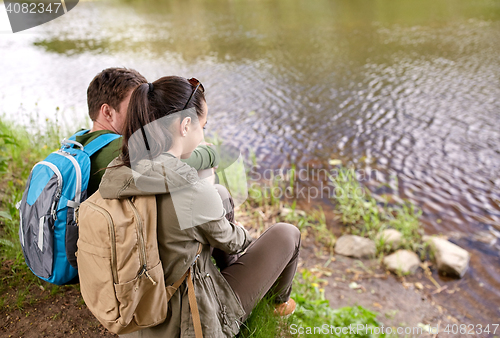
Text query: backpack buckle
191 243 202 266
75 207 80 225
61 139 84 151
192 254 200 266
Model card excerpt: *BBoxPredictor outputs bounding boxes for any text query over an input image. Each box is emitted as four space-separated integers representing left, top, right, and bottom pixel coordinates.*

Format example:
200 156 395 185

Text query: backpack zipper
33 161 63 221
19 209 24 247
51 187 62 220
84 201 118 284
126 199 156 285
54 150 82 206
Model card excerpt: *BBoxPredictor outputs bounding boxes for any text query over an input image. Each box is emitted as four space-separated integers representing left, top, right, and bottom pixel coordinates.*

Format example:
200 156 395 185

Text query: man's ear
100 103 113 122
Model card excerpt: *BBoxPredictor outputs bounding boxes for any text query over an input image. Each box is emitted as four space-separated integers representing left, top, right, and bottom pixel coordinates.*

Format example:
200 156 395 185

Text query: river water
1 0 499 324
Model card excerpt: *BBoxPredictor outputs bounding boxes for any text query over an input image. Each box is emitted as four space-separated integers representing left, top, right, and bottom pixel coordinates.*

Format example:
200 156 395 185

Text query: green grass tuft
329 166 425 256
290 269 387 337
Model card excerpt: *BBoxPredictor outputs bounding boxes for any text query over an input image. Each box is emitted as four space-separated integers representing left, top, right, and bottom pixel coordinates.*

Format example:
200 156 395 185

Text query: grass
0 118 62 255
0 117 67 313
327 166 425 256
290 269 387 337
236 292 291 338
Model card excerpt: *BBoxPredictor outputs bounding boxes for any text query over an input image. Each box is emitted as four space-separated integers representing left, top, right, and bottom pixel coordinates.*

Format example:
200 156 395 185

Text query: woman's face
180 100 208 159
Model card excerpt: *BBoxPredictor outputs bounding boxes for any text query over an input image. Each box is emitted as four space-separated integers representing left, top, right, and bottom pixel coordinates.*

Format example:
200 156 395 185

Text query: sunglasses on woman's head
137 78 205 155
182 78 204 110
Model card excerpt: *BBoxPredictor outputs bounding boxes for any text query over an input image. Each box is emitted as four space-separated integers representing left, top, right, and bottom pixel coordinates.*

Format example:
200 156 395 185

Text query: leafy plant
291 269 386 337
0 132 18 175
329 166 424 256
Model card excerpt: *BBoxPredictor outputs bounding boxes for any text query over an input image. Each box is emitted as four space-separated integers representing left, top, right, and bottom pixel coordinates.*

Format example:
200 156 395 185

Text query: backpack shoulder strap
83 134 122 157
166 243 203 298
165 243 204 338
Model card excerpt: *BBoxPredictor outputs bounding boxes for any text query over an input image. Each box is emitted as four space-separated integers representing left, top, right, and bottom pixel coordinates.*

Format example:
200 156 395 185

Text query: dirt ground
0 258 117 338
0 230 491 338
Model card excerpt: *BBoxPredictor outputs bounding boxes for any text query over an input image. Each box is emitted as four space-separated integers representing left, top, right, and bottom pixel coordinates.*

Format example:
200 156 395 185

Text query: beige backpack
76 191 203 337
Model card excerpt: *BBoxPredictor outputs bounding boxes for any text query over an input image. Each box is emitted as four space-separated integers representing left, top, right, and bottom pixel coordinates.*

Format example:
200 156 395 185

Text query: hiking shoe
274 298 296 317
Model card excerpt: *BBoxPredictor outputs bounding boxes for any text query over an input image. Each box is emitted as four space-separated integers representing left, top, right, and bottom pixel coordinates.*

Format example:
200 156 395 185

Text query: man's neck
90 121 117 134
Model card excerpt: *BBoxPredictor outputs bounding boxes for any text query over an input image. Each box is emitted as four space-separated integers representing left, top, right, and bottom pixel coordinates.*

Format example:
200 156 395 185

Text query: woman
99 76 301 338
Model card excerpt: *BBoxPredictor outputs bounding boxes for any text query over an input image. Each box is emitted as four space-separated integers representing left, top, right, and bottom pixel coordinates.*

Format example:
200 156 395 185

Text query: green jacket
99 153 252 338
75 130 219 197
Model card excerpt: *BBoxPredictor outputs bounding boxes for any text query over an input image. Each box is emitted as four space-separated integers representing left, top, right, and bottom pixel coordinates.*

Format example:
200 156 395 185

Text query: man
77 67 219 197
75 67 147 196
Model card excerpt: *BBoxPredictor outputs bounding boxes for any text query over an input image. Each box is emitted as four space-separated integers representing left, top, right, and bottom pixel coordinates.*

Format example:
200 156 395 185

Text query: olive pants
213 184 301 321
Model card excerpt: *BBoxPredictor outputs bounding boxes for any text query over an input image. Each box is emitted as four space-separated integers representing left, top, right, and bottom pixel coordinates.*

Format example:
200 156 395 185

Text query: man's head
87 67 147 134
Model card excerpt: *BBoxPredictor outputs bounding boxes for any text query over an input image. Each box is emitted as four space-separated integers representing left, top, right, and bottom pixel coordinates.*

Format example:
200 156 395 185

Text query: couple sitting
79 68 218 196
79 68 301 337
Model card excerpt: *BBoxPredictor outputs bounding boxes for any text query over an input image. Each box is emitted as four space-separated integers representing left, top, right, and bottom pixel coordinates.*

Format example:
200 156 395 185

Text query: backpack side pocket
65 206 79 269
20 173 60 279
77 239 119 322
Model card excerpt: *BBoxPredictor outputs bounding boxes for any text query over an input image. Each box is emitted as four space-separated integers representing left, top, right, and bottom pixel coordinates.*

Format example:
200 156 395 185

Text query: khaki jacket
99 153 253 338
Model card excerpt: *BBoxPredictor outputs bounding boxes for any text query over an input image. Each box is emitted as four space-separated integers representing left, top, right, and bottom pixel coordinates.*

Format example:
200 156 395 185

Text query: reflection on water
1 0 500 324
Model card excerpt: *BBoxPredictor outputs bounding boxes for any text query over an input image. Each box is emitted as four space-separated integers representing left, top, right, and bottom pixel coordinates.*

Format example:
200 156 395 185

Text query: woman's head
120 76 207 167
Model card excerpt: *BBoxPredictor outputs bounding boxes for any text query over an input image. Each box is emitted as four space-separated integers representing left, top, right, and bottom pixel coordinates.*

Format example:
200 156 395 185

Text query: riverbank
234 186 476 338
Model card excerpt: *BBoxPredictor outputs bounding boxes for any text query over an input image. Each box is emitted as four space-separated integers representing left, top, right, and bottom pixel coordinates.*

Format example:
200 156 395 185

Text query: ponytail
119 76 205 168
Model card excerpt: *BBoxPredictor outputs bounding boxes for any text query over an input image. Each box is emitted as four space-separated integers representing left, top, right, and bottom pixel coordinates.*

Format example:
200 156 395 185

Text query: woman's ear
181 116 191 136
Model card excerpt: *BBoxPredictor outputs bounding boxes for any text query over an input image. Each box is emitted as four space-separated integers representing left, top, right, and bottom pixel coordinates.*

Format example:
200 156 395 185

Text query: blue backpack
16 130 121 285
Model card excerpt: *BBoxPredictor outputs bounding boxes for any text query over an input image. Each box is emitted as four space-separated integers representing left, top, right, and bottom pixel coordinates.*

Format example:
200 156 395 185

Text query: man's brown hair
87 68 147 120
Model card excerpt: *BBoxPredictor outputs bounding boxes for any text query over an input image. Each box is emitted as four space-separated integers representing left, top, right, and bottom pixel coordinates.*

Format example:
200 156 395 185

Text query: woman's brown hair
120 76 205 167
